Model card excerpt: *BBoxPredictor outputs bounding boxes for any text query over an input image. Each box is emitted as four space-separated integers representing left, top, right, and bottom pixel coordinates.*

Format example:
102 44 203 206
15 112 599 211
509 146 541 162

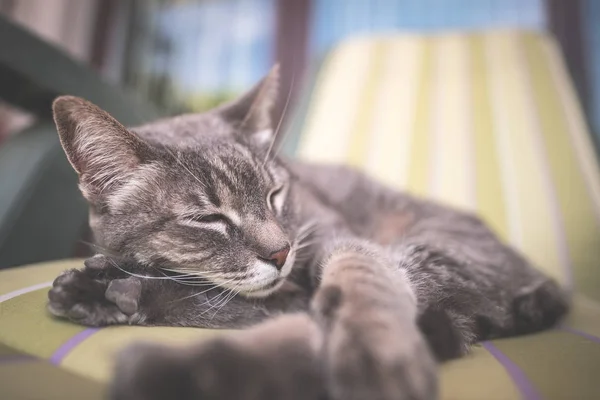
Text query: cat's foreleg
111 313 326 400
48 254 306 328
311 239 438 400
47 255 141 326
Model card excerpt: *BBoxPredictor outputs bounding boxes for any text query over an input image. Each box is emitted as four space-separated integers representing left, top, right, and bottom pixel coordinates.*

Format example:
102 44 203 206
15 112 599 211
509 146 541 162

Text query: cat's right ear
53 96 149 200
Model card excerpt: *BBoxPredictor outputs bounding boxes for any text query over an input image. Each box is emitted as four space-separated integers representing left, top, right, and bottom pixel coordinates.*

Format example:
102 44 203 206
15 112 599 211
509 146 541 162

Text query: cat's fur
48 66 568 400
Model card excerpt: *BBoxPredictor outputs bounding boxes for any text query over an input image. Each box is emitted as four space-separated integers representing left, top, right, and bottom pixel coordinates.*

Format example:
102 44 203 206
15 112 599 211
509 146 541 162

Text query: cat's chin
239 278 286 298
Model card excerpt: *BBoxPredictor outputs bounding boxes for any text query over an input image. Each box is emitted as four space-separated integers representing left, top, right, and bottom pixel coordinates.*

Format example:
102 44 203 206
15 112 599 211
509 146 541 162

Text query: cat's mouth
234 247 296 298
241 277 285 298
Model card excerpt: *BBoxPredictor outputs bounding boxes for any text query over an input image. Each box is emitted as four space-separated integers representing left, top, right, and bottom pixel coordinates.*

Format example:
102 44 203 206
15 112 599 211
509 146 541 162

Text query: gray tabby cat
48 67 568 400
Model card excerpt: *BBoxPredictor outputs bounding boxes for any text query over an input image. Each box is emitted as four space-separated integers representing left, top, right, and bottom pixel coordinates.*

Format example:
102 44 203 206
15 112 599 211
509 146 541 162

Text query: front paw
327 319 437 400
314 287 438 400
112 338 324 400
47 258 141 326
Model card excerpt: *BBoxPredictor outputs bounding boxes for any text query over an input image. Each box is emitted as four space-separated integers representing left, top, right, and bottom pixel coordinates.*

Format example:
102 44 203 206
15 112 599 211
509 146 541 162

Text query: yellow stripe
440 345 520 400
470 35 509 240
60 325 219 382
566 296 600 338
406 38 434 196
428 34 474 210
363 36 423 190
298 38 375 164
523 34 600 300
485 32 563 282
0 259 82 296
346 40 387 167
0 362 105 399
0 290 85 358
493 331 600 400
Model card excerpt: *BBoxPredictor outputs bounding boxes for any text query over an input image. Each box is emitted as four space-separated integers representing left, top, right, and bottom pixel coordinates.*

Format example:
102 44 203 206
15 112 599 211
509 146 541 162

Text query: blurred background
1 0 600 267
1 0 599 145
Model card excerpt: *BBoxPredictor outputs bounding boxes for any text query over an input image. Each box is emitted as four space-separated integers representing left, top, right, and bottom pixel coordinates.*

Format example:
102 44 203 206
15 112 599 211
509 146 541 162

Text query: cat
48 66 568 400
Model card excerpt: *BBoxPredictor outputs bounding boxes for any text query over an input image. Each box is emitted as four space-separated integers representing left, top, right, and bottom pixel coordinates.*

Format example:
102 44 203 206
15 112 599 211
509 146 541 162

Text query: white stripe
298 38 374 163
0 281 53 303
429 35 475 210
485 33 523 248
364 37 420 189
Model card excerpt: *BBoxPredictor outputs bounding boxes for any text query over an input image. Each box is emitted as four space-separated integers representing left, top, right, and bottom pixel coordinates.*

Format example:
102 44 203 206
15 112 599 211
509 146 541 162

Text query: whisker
210 287 240 320
168 277 239 304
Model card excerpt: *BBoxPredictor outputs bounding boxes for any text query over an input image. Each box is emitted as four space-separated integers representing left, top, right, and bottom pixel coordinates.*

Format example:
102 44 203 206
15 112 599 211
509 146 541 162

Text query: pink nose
268 246 290 270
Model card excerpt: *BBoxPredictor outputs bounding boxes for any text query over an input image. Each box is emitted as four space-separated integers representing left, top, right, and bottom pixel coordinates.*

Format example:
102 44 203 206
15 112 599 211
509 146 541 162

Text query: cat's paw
313 286 438 400
47 259 141 326
112 339 324 400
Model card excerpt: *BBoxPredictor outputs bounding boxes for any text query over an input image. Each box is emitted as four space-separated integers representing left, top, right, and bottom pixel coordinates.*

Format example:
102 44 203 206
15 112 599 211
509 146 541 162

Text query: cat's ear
217 64 280 146
53 96 150 200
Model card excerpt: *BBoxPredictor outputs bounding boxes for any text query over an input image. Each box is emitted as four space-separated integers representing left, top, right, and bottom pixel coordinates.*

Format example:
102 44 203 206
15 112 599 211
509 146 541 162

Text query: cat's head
53 66 304 297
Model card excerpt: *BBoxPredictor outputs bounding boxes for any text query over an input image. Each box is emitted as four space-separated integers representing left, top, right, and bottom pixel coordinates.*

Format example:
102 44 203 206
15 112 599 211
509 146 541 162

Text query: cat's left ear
217 64 279 146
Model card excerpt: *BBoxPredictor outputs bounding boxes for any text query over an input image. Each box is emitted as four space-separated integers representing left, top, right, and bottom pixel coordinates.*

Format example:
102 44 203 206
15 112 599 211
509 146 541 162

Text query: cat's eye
190 214 228 224
268 186 285 212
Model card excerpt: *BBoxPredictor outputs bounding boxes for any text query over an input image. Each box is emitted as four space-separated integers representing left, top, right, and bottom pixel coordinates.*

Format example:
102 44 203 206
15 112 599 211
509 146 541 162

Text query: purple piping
560 326 600 344
49 328 100 365
482 341 542 400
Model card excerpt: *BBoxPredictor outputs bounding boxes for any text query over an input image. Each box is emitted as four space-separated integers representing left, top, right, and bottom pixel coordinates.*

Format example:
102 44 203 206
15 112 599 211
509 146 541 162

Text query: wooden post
545 0 591 113
274 0 311 138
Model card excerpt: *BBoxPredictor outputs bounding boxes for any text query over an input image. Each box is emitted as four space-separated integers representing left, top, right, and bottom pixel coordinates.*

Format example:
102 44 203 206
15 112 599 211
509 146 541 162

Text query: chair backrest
287 30 600 303
0 16 160 269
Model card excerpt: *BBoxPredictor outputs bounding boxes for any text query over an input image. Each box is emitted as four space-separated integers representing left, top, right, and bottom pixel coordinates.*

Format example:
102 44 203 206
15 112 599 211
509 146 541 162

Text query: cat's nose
267 245 290 270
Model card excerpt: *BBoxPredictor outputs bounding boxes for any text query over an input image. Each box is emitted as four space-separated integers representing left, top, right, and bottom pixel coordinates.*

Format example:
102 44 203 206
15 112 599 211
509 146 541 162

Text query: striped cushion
2 30 600 399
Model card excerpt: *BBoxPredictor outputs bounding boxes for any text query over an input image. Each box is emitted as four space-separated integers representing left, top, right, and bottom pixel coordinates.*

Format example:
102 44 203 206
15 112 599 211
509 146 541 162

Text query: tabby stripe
482 341 542 400
406 38 434 195
522 34 600 300
364 37 421 189
470 35 509 239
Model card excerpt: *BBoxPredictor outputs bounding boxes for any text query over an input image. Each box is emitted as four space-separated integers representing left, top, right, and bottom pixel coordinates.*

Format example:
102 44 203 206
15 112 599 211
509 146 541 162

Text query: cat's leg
47 255 139 326
311 239 438 400
111 313 326 400
48 254 308 328
396 243 569 361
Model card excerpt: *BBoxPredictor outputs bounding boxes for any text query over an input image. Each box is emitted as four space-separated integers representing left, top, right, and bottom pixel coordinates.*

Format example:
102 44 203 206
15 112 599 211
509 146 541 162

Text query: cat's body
48 67 568 400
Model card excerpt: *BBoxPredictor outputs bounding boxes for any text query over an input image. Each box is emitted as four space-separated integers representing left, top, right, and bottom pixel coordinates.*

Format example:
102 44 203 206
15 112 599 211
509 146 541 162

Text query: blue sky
156 0 546 94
